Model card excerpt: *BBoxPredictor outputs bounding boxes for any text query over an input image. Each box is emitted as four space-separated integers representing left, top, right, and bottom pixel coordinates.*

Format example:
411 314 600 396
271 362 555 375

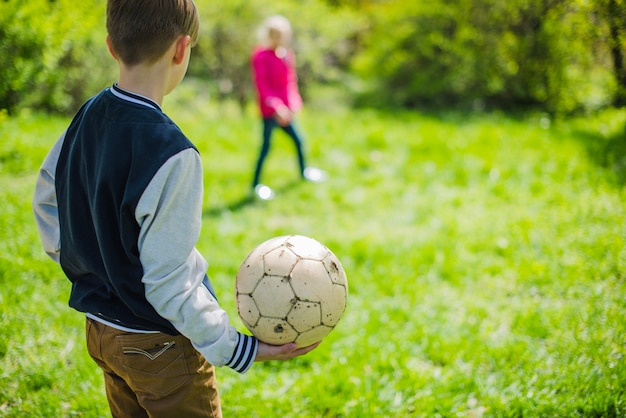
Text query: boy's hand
255 341 320 362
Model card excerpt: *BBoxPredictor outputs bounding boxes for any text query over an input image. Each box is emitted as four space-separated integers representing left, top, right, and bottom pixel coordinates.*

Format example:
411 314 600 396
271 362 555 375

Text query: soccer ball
235 235 348 347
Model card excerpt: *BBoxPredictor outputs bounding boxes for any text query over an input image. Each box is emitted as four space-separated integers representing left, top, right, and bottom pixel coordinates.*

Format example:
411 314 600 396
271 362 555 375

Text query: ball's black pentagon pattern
235 235 348 347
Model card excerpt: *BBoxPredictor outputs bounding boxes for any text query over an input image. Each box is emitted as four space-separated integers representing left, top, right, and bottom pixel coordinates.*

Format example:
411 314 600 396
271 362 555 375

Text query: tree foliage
350 0 617 114
0 0 114 115
0 0 624 115
601 0 626 106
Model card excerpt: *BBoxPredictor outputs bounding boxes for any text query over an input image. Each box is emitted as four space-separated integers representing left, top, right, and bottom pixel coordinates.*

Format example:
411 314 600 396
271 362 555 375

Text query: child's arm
33 131 65 263
252 52 287 116
255 341 320 361
137 148 258 373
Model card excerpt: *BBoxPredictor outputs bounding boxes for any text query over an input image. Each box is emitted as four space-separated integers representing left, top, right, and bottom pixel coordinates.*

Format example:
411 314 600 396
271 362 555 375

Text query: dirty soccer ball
235 235 348 347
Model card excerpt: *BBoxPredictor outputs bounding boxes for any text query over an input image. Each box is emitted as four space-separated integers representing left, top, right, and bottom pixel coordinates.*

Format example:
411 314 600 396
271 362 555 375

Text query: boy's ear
105 36 118 60
173 35 192 65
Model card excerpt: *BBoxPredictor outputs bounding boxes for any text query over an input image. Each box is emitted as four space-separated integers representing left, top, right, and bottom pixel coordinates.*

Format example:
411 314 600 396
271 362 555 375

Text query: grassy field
1 83 625 417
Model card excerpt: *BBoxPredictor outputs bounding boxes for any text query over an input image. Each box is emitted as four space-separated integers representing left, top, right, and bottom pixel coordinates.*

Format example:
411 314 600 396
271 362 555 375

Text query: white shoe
303 167 326 182
254 184 274 200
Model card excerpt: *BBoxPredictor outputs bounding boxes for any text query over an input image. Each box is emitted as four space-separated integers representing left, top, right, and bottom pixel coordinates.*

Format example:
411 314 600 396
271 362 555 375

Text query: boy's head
106 0 200 66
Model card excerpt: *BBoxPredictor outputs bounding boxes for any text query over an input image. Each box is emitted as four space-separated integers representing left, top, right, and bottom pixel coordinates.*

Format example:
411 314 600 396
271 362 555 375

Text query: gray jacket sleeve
136 149 258 373
32 131 65 264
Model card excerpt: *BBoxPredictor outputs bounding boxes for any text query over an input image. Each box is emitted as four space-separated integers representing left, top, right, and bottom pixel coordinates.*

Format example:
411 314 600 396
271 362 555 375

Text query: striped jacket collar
109 83 162 112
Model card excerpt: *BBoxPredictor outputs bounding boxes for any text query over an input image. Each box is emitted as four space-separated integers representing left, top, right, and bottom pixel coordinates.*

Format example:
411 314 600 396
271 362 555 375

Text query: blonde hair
257 15 292 47
107 0 200 66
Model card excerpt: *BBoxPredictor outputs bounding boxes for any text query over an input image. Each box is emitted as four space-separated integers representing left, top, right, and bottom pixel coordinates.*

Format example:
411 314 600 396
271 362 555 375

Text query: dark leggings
252 117 306 188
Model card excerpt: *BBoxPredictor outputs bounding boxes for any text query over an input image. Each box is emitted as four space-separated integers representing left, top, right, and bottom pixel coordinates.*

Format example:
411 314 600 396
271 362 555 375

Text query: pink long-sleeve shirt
251 46 302 118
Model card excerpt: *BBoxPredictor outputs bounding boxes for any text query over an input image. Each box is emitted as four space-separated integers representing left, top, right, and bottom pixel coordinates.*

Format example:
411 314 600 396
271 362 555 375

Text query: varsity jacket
32 84 257 373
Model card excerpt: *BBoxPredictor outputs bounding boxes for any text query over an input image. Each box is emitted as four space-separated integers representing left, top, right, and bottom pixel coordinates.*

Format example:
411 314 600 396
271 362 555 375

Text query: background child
251 14 326 200
32 1 318 417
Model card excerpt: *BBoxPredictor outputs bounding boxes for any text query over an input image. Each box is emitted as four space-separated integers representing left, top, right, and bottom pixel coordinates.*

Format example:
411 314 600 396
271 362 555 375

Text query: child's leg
86 318 222 418
280 122 307 176
252 118 276 188
87 319 149 417
102 371 149 418
134 344 221 418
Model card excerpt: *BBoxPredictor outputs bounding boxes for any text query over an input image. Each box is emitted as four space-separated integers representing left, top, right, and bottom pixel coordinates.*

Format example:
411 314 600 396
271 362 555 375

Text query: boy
32 1 318 417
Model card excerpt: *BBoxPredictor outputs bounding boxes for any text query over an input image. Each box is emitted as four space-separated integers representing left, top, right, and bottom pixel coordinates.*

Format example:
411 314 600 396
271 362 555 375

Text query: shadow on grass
204 194 255 217
572 124 626 187
204 180 300 217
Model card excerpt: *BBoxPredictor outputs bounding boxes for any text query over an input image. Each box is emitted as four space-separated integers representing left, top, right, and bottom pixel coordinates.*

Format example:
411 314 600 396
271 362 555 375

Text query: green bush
350 0 616 114
0 0 114 115
0 0 363 115
0 0 621 115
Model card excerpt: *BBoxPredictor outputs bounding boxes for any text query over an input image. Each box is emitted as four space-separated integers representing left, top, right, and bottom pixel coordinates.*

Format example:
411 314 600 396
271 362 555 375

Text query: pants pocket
116 333 190 397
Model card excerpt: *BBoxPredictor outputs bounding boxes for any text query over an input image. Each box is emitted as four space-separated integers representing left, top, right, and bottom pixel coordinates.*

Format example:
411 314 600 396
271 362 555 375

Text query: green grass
1 85 625 417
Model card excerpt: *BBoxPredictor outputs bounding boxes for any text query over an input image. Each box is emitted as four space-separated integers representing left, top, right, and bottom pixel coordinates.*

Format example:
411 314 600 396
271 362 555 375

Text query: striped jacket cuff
226 333 258 374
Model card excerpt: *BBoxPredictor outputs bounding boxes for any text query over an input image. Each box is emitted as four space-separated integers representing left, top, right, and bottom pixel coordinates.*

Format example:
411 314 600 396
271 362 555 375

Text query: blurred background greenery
1 0 626 116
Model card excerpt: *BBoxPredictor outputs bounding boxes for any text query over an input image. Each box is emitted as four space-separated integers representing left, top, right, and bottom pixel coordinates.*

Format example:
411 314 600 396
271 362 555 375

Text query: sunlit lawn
1 84 624 416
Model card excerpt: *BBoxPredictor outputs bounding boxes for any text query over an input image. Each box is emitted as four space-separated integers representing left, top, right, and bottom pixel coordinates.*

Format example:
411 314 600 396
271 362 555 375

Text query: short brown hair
107 0 200 66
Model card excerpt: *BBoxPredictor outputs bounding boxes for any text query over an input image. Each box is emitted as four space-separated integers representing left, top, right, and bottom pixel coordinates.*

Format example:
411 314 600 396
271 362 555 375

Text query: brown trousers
86 318 222 418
